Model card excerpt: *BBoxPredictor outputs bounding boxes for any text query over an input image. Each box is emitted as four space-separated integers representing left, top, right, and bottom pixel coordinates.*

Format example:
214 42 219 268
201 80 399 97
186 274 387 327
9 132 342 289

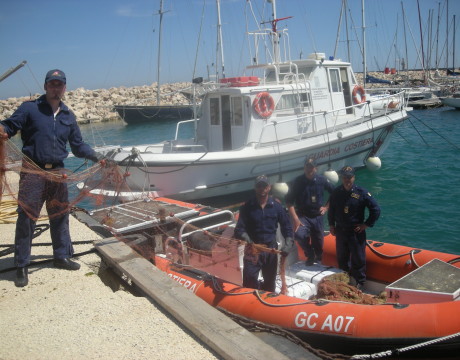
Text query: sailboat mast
333 0 345 59
446 0 449 70
216 0 225 80
453 15 456 72
344 0 351 63
401 1 409 78
156 0 165 105
270 0 281 64
361 0 367 84
416 0 426 83
435 2 440 69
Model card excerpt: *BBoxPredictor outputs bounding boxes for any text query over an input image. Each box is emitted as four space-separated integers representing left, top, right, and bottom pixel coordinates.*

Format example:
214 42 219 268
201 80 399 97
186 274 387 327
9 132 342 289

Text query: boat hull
106 111 406 202
114 104 196 124
440 97 460 109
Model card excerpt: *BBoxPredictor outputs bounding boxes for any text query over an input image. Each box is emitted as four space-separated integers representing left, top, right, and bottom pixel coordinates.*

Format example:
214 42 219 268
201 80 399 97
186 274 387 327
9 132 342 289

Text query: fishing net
0 136 288 291
314 273 387 304
0 137 131 222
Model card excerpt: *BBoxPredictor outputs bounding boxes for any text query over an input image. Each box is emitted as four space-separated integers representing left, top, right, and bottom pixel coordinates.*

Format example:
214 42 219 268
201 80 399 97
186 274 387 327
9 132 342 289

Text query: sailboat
113 0 196 125
87 0 409 203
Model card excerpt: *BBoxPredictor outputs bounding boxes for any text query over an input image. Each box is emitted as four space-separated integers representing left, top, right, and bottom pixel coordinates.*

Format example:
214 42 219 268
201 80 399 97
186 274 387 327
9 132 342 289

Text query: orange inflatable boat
90 197 460 358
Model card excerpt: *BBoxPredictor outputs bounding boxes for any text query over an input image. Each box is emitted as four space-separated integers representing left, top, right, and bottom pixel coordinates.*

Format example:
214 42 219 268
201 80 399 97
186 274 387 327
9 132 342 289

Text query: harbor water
78 107 460 255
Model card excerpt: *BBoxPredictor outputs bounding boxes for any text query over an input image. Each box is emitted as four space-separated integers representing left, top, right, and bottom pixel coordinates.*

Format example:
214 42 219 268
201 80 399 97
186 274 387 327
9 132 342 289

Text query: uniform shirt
234 196 293 244
285 174 335 217
328 184 380 229
1 95 97 165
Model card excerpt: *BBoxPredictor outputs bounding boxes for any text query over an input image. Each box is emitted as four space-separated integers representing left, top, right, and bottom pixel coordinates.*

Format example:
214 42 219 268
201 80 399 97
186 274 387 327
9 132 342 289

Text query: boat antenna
265 0 292 64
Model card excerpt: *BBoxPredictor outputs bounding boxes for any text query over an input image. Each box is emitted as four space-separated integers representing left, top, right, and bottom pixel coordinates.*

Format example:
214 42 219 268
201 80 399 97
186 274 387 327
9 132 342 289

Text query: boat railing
178 210 235 262
254 90 406 147
174 119 196 140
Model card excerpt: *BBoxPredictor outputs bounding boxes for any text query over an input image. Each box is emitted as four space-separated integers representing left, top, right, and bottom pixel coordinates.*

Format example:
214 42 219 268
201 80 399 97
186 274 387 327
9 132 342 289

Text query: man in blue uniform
328 166 380 288
234 175 293 292
0 69 102 287
286 158 334 266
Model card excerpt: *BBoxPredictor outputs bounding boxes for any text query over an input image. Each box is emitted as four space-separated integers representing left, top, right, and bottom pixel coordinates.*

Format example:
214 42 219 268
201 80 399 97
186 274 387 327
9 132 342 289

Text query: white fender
272 182 289 198
324 169 339 184
366 156 382 171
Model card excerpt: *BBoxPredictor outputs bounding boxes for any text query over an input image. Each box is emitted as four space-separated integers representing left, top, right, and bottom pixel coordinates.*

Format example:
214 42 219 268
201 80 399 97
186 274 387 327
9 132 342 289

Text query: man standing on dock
0 69 103 287
285 157 334 266
328 166 380 289
234 175 293 292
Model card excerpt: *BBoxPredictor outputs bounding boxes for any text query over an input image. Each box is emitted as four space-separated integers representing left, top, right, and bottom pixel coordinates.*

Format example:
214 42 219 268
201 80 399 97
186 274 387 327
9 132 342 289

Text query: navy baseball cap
304 157 317 167
339 166 355 177
45 69 66 84
255 175 270 186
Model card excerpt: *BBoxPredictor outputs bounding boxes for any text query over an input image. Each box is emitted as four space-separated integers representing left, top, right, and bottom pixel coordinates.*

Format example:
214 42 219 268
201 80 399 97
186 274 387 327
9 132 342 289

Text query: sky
0 0 458 100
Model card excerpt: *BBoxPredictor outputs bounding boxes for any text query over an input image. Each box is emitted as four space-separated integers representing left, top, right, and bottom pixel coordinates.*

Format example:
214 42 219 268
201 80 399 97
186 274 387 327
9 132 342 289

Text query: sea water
78 107 460 254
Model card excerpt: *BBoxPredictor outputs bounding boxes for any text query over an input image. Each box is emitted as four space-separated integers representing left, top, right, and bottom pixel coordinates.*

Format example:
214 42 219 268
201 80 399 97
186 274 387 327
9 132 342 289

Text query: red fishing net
0 136 288 292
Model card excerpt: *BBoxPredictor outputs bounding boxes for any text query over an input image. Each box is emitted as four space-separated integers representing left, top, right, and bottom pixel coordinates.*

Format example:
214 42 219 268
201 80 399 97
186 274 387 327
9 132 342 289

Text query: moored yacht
92 1 409 202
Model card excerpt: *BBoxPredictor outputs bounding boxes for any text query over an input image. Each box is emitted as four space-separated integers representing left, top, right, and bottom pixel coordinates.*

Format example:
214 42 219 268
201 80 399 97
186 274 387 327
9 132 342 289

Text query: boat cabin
195 53 366 153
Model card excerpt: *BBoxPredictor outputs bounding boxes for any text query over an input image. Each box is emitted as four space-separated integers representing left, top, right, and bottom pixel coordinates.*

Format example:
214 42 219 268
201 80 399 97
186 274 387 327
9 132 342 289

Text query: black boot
15 267 28 287
53 258 80 271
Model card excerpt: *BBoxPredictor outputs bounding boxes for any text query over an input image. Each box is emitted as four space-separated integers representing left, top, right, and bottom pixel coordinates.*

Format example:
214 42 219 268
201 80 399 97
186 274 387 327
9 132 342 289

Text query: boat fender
272 182 289 198
324 169 339 184
352 85 366 105
366 156 382 171
253 92 275 118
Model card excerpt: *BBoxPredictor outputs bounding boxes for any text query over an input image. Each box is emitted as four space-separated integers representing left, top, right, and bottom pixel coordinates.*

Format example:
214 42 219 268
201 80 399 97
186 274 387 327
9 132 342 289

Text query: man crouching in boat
328 166 381 289
234 175 293 292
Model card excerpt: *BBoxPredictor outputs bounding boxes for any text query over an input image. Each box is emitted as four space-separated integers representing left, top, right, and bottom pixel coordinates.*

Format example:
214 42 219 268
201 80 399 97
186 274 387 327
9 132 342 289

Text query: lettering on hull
294 311 355 334
168 273 198 292
308 137 373 161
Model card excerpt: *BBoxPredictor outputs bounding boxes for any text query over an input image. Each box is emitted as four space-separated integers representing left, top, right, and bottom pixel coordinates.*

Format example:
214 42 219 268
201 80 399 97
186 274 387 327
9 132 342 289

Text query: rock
0 82 194 124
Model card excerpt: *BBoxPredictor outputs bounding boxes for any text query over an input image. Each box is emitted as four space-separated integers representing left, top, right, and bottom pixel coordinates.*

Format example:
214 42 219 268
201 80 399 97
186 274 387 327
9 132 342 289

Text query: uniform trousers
14 170 73 267
295 215 324 262
335 228 367 285
242 241 278 292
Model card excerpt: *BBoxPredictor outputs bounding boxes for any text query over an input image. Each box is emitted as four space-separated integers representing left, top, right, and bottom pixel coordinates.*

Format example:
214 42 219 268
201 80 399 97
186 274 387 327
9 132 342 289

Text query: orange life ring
253 92 275 118
352 85 366 104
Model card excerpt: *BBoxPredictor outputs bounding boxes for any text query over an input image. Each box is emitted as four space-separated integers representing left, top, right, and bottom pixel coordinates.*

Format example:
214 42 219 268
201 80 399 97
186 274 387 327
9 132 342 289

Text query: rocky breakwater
354 70 429 87
0 82 193 124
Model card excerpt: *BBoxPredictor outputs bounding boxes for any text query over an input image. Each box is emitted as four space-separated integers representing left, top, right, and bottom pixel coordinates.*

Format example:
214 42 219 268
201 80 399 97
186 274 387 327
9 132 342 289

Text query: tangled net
1 136 288 292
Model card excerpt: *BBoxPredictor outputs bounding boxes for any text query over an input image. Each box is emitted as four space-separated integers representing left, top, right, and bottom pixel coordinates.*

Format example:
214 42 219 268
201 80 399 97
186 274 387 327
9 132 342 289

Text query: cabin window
329 69 341 93
275 93 310 110
231 97 243 126
298 66 313 79
210 98 220 125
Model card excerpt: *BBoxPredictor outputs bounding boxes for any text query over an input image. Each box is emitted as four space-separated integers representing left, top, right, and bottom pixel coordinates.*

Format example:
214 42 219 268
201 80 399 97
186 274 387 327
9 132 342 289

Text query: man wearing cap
328 166 380 288
286 157 335 266
234 175 293 292
0 69 103 287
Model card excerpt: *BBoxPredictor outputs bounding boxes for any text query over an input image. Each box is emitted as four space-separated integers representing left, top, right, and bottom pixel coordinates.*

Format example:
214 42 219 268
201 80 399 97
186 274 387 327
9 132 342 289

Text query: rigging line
134 151 209 175
192 0 206 80
25 63 42 94
409 112 460 150
406 117 429 147
273 122 282 181
394 127 411 144
323 112 332 165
